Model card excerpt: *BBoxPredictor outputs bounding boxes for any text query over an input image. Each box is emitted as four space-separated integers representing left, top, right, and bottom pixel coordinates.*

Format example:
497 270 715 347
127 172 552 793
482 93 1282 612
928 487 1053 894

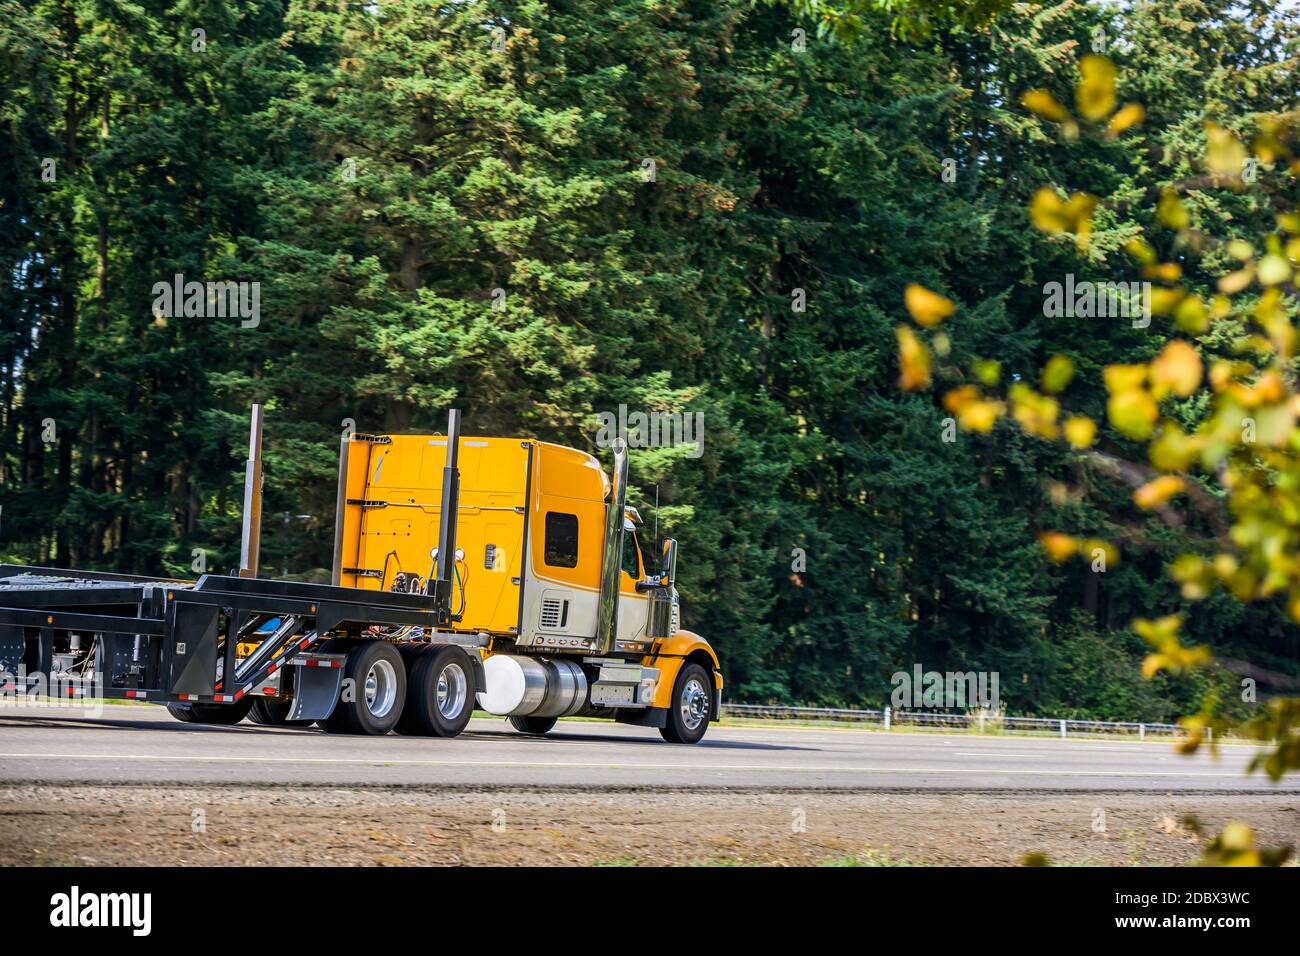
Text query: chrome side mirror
660 538 677 589
636 537 677 593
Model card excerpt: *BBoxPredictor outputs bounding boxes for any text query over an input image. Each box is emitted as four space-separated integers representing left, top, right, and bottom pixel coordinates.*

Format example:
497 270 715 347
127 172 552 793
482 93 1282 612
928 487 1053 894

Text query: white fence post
1059 719 1066 739
1139 723 1145 740
884 706 891 731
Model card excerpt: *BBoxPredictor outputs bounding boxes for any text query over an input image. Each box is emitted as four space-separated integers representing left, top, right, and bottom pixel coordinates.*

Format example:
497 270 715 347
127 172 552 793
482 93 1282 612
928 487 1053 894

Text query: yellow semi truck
0 409 722 744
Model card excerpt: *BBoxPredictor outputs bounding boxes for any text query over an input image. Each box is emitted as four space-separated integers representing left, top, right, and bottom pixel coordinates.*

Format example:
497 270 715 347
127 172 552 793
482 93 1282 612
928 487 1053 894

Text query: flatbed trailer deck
0 565 484 710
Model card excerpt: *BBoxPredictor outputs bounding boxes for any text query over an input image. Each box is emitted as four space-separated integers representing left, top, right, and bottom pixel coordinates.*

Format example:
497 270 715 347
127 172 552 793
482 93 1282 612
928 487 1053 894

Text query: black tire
659 662 711 744
394 645 477 737
509 715 557 736
393 644 431 736
248 696 314 727
320 640 407 735
167 698 255 725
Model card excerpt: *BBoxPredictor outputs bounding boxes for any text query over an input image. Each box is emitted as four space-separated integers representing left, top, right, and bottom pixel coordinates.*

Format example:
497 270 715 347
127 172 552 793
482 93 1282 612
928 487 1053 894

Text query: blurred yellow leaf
1063 415 1096 448
1143 262 1182 282
1206 123 1248 180
1029 190 1096 242
1157 190 1189 229
1174 295 1208 334
1009 383 1060 439
896 325 931 391
1257 254 1291 286
1148 287 1184 316
1149 425 1199 471
1107 388 1158 440
1103 363 1147 393
1218 267 1253 294
959 400 1000 432
1041 354 1075 393
1039 532 1079 563
1076 55 1117 121
1029 188 1069 232
1106 102 1145 136
1150 340 1202 397
1124 237 1156 265
1134 475 1185 509
972 358 1001 386
904 283 955 327
1136 614 1210 678
943 385 1002 430
1021 89 1070 122
1226 239 1255 261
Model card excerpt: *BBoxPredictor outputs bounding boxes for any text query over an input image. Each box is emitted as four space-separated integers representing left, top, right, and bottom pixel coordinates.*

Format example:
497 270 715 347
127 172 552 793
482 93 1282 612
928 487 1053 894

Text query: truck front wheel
321 640 406 735
660 663 711 744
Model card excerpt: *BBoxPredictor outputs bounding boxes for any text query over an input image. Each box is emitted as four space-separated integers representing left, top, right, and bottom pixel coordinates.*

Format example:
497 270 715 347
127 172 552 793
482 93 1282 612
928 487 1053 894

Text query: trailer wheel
660 663 711 744
321 640 406 735
508 715 557 736
395 645 476 737
166 698 255 725
248 697 314 727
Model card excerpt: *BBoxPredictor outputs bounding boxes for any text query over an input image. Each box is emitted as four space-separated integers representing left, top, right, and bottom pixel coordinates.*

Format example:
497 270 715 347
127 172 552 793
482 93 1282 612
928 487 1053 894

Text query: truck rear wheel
508 715 557 736
321 640 406 735
395 645 476 737
248 696 314 727
166 698 255 725
660 663 711 744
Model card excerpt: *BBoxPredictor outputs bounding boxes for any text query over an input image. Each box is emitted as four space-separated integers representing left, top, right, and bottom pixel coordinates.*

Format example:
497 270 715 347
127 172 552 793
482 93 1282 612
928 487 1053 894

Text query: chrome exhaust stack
594 437 628 654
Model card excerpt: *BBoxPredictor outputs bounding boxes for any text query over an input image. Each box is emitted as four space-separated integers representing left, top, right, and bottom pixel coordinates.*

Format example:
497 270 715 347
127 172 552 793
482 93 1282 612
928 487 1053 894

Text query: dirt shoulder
1 784 1295 866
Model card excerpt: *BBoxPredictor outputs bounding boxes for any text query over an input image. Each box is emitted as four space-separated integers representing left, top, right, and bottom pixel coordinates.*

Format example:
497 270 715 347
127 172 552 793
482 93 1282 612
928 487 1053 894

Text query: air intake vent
540 598 564 630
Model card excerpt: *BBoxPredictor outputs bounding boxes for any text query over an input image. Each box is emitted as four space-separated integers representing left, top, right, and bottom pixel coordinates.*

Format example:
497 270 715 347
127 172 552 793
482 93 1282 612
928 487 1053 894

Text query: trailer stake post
238 404 265 579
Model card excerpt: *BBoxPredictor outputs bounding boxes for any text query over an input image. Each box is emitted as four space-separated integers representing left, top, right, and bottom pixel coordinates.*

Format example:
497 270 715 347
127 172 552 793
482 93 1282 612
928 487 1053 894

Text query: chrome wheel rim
437 662 468 718
364 659 398 717
680 677 708 731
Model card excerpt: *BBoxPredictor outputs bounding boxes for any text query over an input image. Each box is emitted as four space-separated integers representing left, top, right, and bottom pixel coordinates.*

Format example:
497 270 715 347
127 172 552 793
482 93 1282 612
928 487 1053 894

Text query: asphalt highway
0 702 1293 792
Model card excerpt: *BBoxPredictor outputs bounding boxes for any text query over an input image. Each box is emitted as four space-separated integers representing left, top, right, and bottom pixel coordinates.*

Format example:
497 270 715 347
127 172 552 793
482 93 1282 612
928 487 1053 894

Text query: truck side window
544 512 579 568
621 530 640 579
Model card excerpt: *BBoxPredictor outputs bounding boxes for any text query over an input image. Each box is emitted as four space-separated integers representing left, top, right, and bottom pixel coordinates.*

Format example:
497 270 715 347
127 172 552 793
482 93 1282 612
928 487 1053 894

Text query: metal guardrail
721 703 1195 739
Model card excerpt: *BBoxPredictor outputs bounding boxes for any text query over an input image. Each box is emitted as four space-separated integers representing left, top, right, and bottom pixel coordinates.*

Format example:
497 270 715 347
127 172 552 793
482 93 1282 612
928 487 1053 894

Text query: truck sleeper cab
334 431 722 743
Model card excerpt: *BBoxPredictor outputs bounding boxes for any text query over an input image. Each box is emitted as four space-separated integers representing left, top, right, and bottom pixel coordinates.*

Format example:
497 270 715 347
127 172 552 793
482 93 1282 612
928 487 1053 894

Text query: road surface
0 702 1292 792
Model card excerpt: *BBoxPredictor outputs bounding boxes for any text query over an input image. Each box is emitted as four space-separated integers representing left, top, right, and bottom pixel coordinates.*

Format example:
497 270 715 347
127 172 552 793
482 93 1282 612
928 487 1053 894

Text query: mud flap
287 664 345 722
615 706 668 729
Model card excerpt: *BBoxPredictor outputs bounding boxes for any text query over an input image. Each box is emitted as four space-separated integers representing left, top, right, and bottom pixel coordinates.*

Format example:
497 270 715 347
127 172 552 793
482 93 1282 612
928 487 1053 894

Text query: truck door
615 521 649 650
